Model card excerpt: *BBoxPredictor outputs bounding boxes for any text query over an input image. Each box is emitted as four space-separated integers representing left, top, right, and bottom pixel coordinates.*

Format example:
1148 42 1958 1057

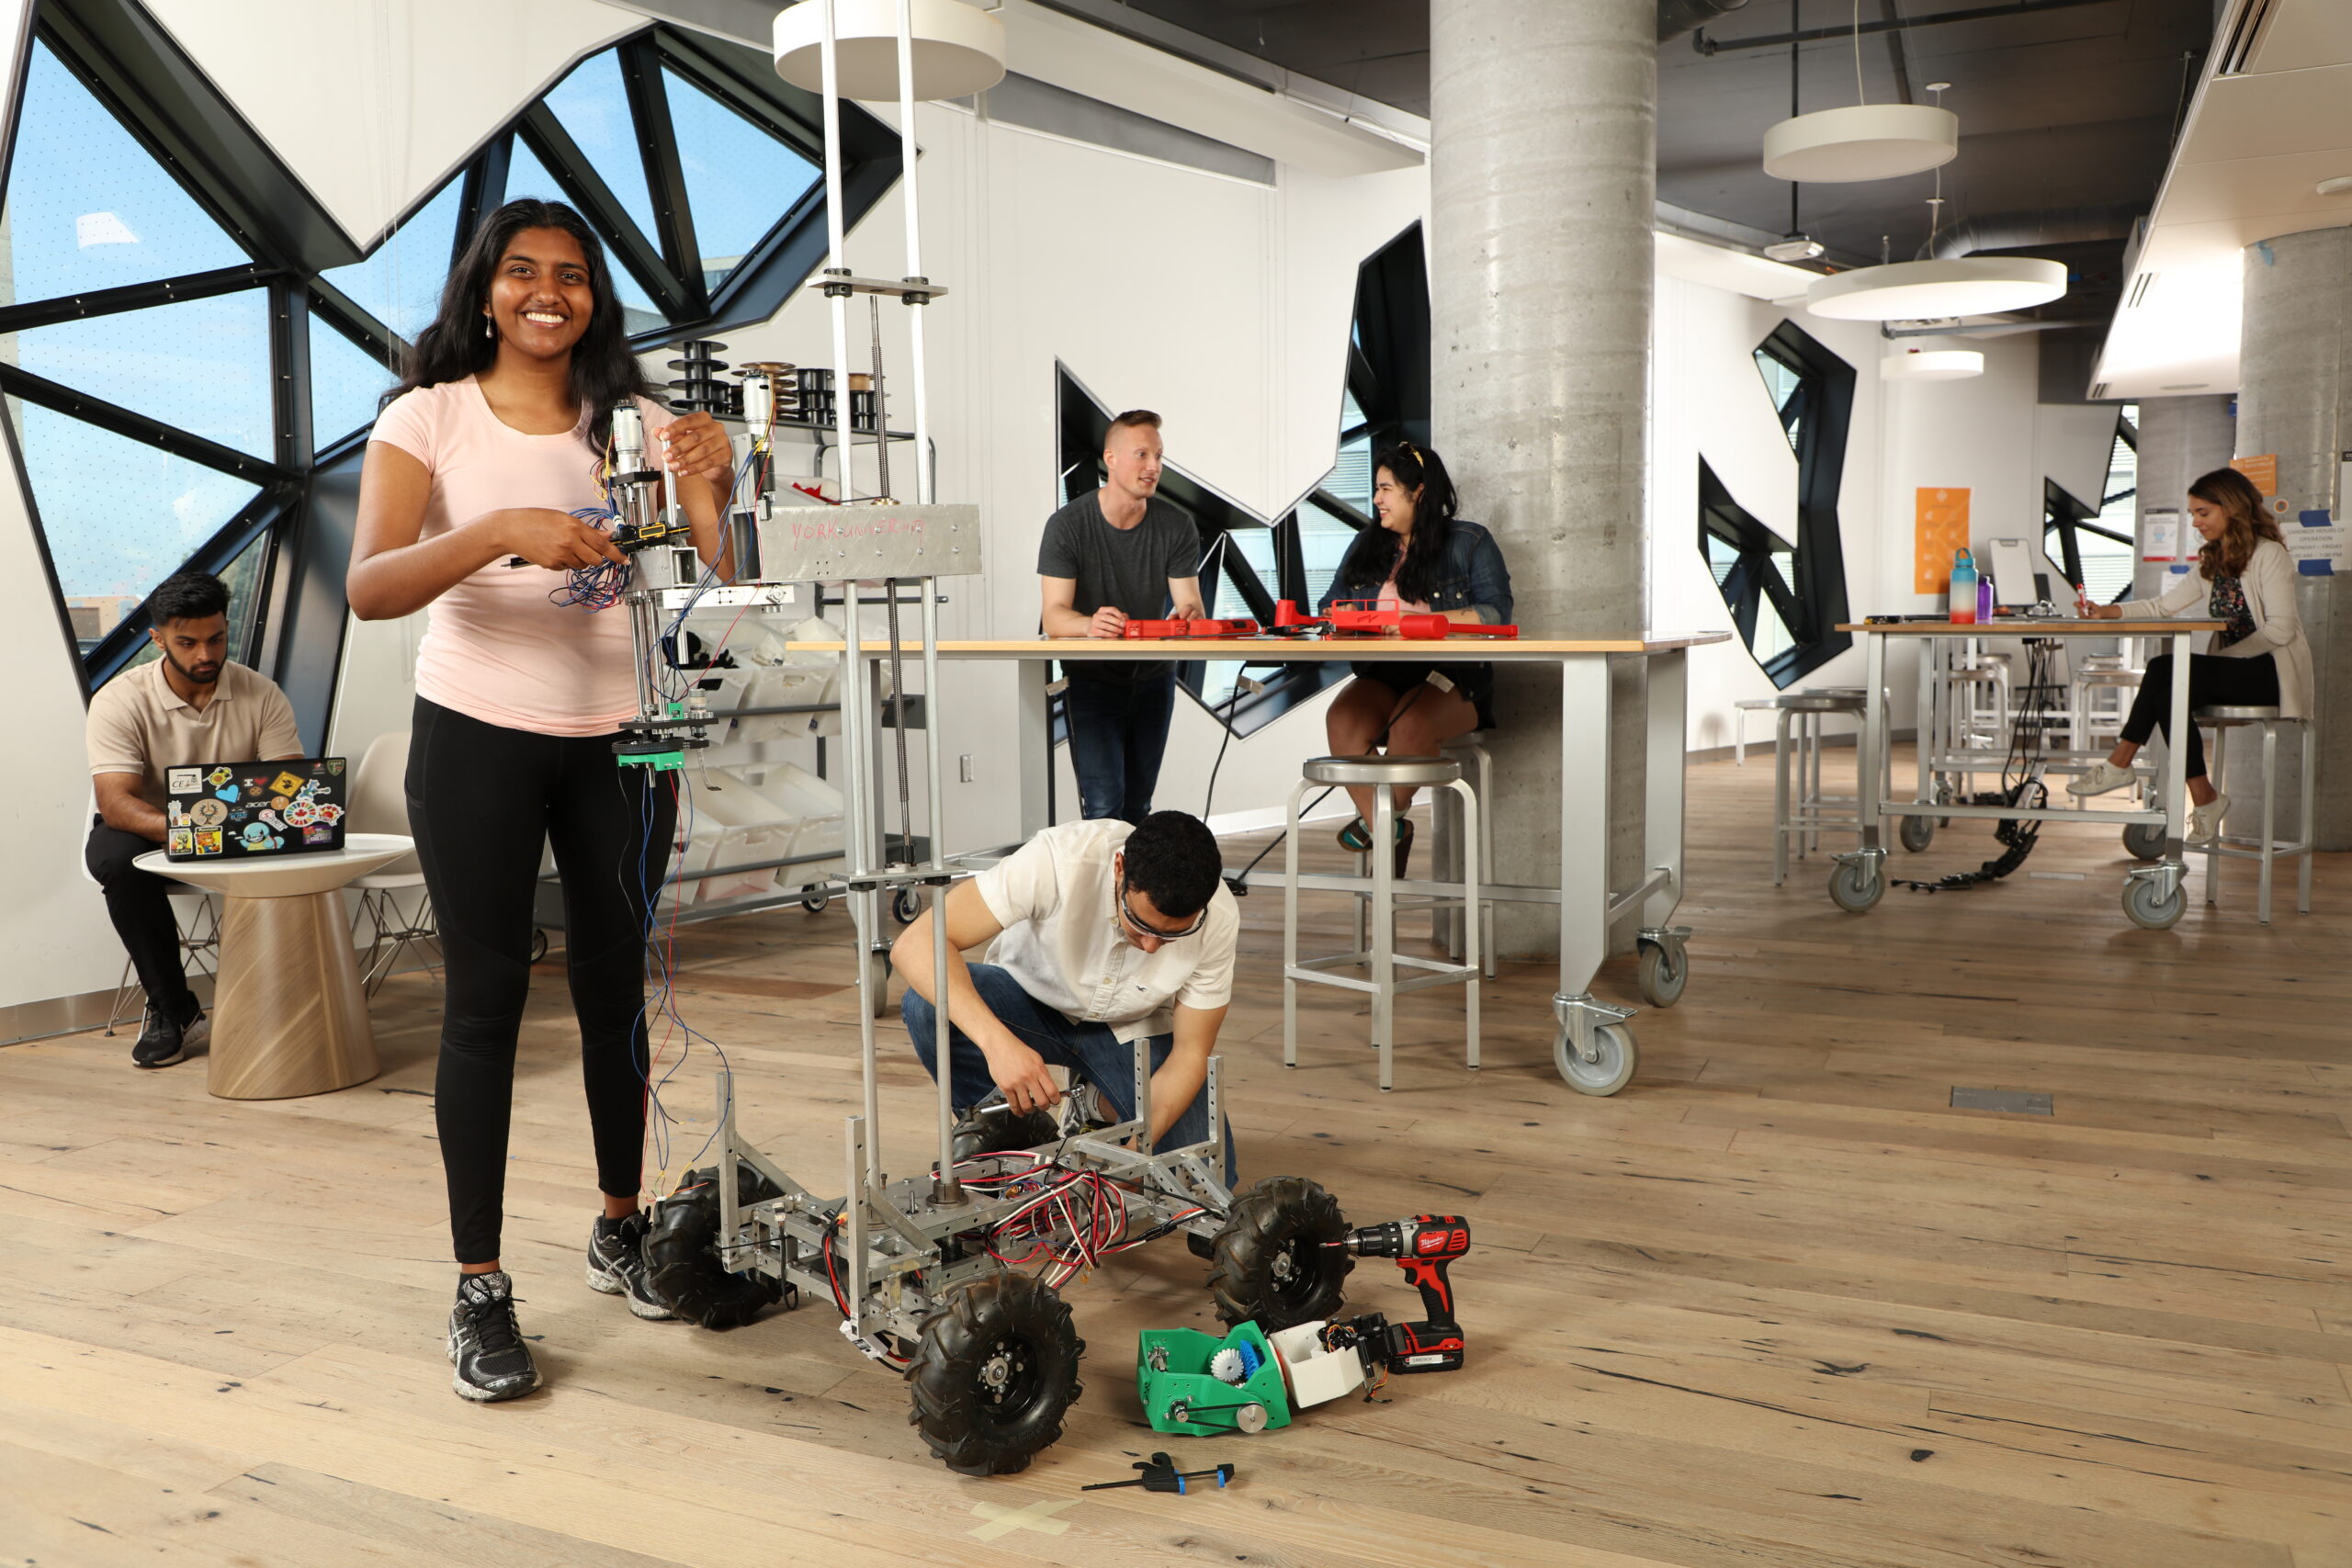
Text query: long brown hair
2188 466 2284 580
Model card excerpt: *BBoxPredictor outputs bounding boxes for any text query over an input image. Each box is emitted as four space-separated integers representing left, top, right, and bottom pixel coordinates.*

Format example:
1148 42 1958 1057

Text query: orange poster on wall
1915 488 1972 594
2233 454 2278 495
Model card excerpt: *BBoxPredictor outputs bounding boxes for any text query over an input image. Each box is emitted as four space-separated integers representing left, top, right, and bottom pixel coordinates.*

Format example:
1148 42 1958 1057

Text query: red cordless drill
1334 1215 1470 1373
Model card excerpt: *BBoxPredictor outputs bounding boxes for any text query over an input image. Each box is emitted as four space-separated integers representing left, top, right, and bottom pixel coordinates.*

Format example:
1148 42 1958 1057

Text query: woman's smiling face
484 226 594 360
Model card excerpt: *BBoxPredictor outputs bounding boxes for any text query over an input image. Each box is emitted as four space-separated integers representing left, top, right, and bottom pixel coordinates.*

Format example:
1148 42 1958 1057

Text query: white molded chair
347 730 437 995
81 790 219 1034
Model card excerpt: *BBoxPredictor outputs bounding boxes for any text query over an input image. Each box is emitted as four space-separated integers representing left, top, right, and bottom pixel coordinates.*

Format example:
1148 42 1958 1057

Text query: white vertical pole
894 0 933 506
819 0 856 502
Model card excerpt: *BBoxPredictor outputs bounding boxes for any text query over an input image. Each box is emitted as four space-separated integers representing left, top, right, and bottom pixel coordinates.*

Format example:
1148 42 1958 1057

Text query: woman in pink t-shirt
348 199 732 1403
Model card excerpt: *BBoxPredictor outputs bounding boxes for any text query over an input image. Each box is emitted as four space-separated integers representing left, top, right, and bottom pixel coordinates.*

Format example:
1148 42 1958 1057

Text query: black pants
85 818 194 1020
1063 672 1176 825
2120 652 2279 781
407 697 677 1266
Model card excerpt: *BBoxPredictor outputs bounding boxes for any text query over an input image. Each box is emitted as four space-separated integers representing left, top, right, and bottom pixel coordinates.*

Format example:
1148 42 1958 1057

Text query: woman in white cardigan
2069 465 2313 844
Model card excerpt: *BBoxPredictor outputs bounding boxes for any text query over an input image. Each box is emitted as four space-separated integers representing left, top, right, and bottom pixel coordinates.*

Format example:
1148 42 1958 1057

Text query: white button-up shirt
972 819 1238 1042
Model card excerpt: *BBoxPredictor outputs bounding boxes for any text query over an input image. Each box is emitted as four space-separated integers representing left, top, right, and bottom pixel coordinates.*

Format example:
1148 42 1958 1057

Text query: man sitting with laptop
85 570 301 1068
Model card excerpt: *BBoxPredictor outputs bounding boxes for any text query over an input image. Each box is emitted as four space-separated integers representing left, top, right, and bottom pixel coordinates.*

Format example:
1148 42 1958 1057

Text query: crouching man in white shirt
890 810 1238 1179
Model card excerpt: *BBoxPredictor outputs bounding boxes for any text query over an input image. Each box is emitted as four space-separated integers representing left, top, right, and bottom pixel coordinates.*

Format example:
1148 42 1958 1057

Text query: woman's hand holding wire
495 507 628 570
657 412 734 487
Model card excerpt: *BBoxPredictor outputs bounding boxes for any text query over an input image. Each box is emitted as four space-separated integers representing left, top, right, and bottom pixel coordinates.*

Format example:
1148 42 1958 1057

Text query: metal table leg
1553 653 1638 1096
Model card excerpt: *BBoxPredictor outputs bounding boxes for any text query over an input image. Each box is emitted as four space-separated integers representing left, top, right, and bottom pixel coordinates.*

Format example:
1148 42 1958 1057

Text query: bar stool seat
1283 755 1481 1092
2192 705 2315 924
1772 689 1880 886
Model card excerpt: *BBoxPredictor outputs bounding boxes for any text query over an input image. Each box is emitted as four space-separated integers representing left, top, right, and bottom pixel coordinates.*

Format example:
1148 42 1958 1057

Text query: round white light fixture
1807 256 2068 321
1762 104 1960 183
1881 347 1984 381
2161 383 2211 391
774 0 1006 102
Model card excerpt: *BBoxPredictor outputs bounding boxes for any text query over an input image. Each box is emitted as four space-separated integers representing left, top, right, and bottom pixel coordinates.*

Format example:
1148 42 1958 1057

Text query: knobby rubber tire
644 1167 790 1329
905 1272 1084 1475
1204 1176 1352 1331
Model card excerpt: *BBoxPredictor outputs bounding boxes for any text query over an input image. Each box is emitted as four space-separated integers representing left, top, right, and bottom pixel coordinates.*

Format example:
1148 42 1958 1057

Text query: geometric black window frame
1709 320 1855 688
3 0 898 748
1698 457 1805 682
2041 408 2135 602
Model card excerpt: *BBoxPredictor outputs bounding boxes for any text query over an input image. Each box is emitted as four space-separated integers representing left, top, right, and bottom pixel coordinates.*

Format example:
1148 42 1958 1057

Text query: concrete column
2131 394 2234 601
1430 0 1656 956
2236 228 2350 848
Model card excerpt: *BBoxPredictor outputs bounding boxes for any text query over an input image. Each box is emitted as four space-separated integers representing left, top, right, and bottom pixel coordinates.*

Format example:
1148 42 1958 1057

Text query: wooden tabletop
786 633 1733 659
1838 619 2224 637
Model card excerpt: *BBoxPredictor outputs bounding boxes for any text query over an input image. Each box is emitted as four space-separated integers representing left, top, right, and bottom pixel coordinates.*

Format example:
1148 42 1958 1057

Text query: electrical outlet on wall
958 753 975 784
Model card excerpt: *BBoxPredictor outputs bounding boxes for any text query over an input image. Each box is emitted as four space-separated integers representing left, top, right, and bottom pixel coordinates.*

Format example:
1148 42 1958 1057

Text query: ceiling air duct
1658 0 1749 44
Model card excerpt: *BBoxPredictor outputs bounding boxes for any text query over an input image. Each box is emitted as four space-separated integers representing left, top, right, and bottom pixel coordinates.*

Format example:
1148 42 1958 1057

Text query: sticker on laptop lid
302 825 335 845
325 759 345 775
167 767 199 795
270 771 307 798
207 766 232 787
240 823 282 851
167 828 193 855
193 829 222 855
188 797 228 829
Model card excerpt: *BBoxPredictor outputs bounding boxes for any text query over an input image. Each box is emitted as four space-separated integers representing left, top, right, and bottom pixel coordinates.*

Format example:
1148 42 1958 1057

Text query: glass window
544 50 662 246
308 312 392 450
3 289 276 457
663 66 820 289
0 42 247 305
1754 347 1804 453
15 397 260 619
1296 496 1358 608
1207 526 1276 621
504 136 666 333
318 177 464 344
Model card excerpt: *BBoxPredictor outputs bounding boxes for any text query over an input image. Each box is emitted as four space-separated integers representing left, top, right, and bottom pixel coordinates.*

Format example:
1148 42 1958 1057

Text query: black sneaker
586 1213 675 1321
131 1004 187 1069
447 1270 540 1402
175 998 210 1058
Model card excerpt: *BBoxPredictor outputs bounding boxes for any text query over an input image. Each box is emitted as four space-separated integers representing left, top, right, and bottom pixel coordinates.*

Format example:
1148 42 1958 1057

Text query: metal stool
1772 689 1891 886
2195 705 2315 924
1283 755 1481 1092
1430 737 1497 977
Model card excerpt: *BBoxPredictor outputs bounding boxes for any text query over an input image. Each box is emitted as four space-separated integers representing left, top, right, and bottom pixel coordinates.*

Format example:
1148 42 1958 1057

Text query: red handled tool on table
1330 1214 1471 1373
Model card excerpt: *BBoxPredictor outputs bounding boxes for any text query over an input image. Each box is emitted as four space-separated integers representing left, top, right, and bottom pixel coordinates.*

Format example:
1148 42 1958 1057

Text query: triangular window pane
2 290 276 458
309 313 393 451
664 67 819 288
545 51 662 245
0 41 246 303
320 178 464 344
504 138 665 335
13 398 260 626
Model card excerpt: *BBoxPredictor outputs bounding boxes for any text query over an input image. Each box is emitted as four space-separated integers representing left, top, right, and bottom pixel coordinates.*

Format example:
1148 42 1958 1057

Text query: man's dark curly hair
1121 811 1222 920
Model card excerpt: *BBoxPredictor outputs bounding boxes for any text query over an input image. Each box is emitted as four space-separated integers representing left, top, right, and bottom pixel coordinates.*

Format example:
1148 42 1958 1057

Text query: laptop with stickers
163 757 349 862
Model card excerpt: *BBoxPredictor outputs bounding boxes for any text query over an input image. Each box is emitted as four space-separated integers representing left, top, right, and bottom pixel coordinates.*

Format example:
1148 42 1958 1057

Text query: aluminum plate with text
752 502 982 581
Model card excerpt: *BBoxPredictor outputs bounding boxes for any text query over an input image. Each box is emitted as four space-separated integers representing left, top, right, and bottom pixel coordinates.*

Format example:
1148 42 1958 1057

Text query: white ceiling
2094 0 2352 399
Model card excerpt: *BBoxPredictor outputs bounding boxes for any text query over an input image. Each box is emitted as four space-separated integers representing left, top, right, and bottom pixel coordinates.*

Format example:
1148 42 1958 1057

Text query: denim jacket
1318 518 1515 626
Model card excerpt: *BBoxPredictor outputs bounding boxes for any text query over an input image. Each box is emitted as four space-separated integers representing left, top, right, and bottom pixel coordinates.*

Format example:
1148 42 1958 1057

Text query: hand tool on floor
1331 1214 1471 1373
1082 1453 1237 1494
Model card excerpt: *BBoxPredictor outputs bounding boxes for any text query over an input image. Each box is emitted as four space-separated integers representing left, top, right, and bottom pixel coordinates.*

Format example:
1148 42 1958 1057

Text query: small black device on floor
163 757 348 862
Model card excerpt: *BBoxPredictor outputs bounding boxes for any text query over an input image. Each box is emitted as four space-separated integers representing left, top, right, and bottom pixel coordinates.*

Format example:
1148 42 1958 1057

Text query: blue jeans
902 963 1235 1182
1063 672 1176 825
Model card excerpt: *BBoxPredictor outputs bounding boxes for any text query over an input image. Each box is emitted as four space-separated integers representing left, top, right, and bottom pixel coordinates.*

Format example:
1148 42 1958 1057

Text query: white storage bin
730 761 846 873
677 770 794 904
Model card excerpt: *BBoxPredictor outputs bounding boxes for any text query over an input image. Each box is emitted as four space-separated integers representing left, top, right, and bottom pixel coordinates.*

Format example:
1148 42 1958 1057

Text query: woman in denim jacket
1319 441 1514 874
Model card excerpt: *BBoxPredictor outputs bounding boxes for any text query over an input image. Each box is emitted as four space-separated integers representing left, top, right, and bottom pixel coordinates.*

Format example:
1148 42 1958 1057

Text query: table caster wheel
892 888 922 924
2122 874 2185 931
800 885 829 913
528 928 549 964
1827 858 1883 913
1898 815 1934 853
1554 1021 1637 1097
2121 821 2165 861
1636 941 1686 1008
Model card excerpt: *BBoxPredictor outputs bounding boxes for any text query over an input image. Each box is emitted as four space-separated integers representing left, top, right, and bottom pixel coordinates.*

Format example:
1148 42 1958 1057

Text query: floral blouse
2209 573 2256 649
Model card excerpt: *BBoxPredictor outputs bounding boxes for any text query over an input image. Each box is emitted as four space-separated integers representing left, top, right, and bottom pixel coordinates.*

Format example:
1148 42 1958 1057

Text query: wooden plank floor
7 745 2349 1567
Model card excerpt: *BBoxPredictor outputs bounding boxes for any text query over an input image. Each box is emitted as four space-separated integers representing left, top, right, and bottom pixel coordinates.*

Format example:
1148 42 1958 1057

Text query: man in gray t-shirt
1037 410 1204 823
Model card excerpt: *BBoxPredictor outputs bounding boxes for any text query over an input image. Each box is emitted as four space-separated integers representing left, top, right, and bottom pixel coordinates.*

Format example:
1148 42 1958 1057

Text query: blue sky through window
309 313 392 451
16 397 259 605
0 42 247 305
663 66 819 288
545 51 662 245
5 289 275 457
319 178 463 343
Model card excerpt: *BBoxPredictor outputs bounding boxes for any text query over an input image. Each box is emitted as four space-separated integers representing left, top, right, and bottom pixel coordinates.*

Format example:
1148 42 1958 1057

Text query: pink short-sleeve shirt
370 378 673 737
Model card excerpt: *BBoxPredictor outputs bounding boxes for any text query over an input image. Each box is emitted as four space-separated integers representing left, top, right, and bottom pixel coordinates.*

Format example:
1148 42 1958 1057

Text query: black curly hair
1335 440 1461 607
1121 811 1223 920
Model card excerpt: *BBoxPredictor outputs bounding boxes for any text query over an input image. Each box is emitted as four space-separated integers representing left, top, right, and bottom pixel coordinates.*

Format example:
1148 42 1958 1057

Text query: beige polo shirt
86 658 303 811
972 818 1238 1043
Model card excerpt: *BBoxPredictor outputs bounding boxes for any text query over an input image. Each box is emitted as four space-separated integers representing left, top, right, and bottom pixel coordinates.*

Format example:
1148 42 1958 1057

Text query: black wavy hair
385 197 650 453
1336 441 1461 607
147 569 228 626
1121 811 1223 921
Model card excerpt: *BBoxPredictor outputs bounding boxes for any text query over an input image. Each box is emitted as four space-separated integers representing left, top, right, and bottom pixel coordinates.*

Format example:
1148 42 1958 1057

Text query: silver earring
482 315 494 341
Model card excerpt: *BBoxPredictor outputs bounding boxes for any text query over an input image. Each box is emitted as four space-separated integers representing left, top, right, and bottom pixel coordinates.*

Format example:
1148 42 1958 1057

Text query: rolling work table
1832 618 2222 930
796 633 1730 1095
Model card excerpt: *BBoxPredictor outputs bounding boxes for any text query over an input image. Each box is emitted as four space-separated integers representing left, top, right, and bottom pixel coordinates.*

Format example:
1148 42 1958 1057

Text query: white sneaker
2188 792 2230 847
2066 761 2136 797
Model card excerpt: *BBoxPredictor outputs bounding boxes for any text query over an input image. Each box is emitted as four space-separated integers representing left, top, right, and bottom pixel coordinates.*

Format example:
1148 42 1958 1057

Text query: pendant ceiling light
1881 346 1985 381
1762 2 1957 183
773 0 1006 102
1809 257 2068 321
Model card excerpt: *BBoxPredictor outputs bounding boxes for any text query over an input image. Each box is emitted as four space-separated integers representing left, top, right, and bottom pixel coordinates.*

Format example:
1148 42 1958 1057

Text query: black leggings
406 696 677 1265
2119 652 2279 781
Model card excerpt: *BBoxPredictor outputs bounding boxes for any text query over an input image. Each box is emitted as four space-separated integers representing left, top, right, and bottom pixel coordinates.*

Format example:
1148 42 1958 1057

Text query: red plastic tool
1270 600 1518 640
1119 617 1261 638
